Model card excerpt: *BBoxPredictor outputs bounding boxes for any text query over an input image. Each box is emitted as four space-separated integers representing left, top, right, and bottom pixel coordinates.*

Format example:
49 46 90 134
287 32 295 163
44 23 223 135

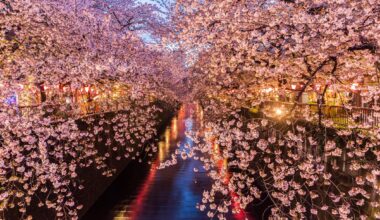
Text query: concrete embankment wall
77 101 178 218
3 100 178 220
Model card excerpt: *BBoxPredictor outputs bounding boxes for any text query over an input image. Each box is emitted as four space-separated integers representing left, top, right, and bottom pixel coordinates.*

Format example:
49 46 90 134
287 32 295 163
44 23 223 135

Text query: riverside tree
0 0 183 219
172 0 380 219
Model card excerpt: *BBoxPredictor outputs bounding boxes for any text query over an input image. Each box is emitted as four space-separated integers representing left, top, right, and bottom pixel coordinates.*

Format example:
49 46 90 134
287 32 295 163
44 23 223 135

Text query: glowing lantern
351 83 358 91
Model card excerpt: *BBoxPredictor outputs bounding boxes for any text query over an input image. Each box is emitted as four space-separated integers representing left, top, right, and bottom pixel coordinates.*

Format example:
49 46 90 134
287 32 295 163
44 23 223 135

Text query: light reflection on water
110 103 210 220
96 103 256 220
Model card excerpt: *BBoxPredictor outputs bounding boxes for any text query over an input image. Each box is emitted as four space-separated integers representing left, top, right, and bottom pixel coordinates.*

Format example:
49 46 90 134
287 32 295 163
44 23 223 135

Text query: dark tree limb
208 20 221 30
317 84 329 128
304 56 313 75
291 56 337 113
348 43 377 54
280 0 295 3
307 4 327 15
295 57 335 103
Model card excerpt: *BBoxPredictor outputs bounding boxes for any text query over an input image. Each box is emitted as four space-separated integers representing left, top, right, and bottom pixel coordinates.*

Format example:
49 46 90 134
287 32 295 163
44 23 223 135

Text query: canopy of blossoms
170 0 380 219
0 0 183 219
0 0 379 219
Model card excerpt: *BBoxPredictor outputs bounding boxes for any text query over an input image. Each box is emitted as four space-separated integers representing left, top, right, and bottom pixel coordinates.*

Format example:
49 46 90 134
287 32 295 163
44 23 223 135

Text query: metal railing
13 99 131 120
262 101 380 127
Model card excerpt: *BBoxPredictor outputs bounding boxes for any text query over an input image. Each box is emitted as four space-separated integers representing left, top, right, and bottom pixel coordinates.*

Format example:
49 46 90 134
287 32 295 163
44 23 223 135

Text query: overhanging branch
348 43 377 54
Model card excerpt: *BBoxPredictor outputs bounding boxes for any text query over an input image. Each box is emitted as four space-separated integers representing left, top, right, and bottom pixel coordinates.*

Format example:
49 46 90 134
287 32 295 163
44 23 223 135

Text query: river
83 104 259 220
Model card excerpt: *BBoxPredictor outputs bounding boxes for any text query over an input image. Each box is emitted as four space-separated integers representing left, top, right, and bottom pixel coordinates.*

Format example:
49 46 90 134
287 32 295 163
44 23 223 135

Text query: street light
351 83 358 91
275 108 283 116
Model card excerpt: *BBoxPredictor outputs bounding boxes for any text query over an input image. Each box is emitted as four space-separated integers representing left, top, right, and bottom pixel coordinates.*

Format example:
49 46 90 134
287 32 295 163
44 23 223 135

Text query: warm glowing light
214 143 219 153
158 141 165 162
262 87 273 93
291 84 296 90
165 129 170 150
171 118 178 139
84 87 89 92
351 83 358 91
275 108 283 115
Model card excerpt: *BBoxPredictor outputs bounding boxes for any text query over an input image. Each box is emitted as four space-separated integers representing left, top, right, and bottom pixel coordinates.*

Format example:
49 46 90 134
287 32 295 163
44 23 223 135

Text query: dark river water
83 104 261 220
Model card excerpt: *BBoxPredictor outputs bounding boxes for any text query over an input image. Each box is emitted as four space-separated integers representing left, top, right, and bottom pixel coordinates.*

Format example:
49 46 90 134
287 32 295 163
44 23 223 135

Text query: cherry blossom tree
1 0 379 219
0 0 184 219
172 0 380 219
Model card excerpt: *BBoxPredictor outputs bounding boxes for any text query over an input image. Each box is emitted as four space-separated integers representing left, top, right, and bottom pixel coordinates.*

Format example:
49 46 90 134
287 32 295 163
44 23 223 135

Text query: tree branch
291 57 337 113
348 43 377 54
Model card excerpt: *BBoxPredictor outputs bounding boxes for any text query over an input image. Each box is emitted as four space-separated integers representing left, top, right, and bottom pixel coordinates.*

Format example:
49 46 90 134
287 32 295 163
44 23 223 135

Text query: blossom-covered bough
0 0 182 219
172 0 380 219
